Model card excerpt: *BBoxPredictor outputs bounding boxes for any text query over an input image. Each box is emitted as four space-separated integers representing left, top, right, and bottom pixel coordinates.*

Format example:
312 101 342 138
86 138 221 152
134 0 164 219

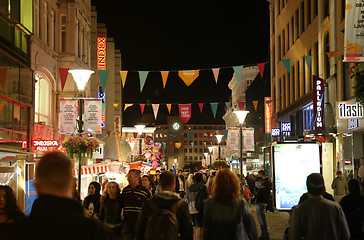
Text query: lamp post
68 69 94 193
207 146 214 164
215 134 224 159
233 110 249 180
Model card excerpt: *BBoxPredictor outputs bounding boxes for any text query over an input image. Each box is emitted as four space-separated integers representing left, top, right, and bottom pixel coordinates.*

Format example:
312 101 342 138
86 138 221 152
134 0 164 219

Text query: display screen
273 143 321 210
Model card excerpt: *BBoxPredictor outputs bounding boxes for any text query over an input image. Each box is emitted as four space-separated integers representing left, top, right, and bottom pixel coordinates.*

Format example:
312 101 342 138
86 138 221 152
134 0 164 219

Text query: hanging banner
161 71 169 88
212 146 219 159
97 37 106 70
212 68 220 83
84 99 102 134
243 128 255 151
264 97 272 133
344 1 364 62
152 104 159 120
58 68 69 92
227 127 239 150
179 104 192 124
178 70 199 86
313 75 325 130
59 99 78 134
120 71 128 88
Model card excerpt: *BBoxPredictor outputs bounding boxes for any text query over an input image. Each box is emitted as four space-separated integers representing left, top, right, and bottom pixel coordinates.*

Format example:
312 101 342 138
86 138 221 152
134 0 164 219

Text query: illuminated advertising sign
313 75 325 129
281 122 291 136
273 143 321 210
264 97 272 133
97 37 106 70
271 128 280 137
336 101 364 119
33 140 59 151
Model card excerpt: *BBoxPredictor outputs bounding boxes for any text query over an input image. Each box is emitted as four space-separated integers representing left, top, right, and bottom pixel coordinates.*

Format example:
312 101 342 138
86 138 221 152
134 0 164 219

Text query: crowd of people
0 151 364 240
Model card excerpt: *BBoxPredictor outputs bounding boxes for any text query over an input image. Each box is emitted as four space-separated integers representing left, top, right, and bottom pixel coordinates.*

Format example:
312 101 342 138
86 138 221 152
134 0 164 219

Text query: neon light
33 140 59 147
264 97 272 133
313 76 325 130
97 37 106 70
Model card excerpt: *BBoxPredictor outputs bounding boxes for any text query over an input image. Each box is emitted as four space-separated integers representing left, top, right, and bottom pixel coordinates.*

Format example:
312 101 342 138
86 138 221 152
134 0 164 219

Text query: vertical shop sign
59 99 78 134
84 99 102 134
264 97 272 133
344 1 364 62
97 37 106 70
313 75 325 130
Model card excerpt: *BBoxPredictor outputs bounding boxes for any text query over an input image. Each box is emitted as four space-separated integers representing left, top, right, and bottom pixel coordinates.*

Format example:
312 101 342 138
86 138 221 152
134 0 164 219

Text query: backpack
145 198 183 240
195 185 208 213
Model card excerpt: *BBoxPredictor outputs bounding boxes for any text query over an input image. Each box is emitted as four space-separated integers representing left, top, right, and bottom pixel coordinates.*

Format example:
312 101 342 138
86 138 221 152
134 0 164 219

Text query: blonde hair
102 182 121 198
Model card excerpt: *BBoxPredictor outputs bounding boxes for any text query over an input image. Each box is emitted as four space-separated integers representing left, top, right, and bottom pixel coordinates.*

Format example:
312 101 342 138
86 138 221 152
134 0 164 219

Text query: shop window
34 73 50 126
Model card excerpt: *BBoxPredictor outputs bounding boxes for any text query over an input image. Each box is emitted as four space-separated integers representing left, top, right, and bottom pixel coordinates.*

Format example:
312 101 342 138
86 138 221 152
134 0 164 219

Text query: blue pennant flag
210 103 218 118
304 56 312 69
281 59 291 74
233 65 244 85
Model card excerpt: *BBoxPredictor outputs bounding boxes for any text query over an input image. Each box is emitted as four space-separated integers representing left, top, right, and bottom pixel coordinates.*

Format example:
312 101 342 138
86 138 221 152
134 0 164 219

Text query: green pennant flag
304 56 312 69
191 142 194 148
102 103 106 116
125 141 128 148
189 132 194 141
233 65 244 85
139 71 149 92
210 103 218 118
281 59 291 74
98 70 109 92
225 102 230 110
162 142 166 149
224 129 228 138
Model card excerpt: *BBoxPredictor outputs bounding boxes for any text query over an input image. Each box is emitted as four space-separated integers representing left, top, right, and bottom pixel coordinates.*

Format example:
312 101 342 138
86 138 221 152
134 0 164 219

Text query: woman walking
83 182 101 219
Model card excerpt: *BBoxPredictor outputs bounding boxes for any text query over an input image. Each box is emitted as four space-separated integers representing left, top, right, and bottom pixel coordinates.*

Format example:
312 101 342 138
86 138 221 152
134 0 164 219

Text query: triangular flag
152 104 159 120
161 71 169 88
102 103 106 116
326 50 339 59
198 132 202 138
140 104 145 114
125 132 128 138
189 132 194 141
238 101 246 110
184 142 187 147
162 142 166 149
198 103 204 113
178 70 199 86
212 68 220 83
175 142 181 149
58 68 69 92
224 129 228 138
191 142 194 148
197 142 200 146
210 103 218 118
304 56 312 69
206 131 211 140
163 103 171 115
125 141 128 148
253 101 259 111
0 104 4 115
257 63 265 78
139 71 149 92
98 70 109 92
281 59 291 74
225 102 231 110
113 103 118 108
120 71 128 88
169 142 173 147
133 132 138 138
233 65 243 85
124 104 133 111
115 131 120 139
179 104 192 124
107 131 111 137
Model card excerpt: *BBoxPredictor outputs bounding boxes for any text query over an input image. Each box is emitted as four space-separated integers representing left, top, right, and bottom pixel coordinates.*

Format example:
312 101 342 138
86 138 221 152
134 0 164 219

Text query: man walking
289 173 350 240
135 171 193 240
331 171 348 203
121 169 151 240
255 170 271 240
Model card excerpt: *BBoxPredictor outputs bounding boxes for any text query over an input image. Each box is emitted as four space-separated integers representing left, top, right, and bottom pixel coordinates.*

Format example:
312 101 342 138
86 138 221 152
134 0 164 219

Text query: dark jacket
99 196 123 225
186 182 210 214
83 193 101 219
12 194 113 240
256 177 271 204
135 191 193 240
203 198 258 240
340 193 364 240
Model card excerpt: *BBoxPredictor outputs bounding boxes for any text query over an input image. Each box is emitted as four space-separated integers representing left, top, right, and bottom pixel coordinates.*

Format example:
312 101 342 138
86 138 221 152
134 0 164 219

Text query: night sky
91 1 270 126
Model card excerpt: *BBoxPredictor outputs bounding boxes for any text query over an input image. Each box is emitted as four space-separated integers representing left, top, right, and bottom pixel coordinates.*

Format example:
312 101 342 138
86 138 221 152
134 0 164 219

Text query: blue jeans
256 202 269 237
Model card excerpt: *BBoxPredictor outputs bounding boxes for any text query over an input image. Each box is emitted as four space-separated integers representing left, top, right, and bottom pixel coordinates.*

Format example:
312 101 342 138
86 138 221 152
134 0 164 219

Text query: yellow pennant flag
124 104 133 111
161 71 169 88
178 70 199 86
175 142 181 149
0 104 3 115
253 101 258 111
166 104 172 114
120 71 128 88
113 103 119 108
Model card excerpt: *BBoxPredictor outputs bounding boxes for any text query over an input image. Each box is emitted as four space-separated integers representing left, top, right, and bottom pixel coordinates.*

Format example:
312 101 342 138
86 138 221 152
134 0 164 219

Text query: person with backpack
135 171 193 240
203 169 258 240
186 172 210 240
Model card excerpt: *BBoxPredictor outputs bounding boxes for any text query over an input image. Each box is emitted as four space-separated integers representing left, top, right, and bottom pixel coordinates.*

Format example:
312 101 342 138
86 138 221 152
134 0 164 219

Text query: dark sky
91 1 270 126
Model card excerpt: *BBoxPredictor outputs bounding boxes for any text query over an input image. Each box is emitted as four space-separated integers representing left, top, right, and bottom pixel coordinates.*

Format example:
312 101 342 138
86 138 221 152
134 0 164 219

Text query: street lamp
134 125 146 156
129 141 135 161
203 152 209 165
207 146 214 164
68 69 94 193
215 134 224 159
233 110 249 180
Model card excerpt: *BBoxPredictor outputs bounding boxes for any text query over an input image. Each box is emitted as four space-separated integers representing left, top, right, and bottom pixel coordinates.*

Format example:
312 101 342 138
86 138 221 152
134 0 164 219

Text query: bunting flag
257 63 266 78
125 141 128 148
162 142 166 149
0 104 4 115
224 129 228 138
133 132 138 138
189 132 194 141
124 104 133 111
169 142 172 147
197 141 200 146
107 131 111 137
238 101 246 110
210 103 218 118
178 70 199 86
175 142 181 149
120 71 128 87
233 65 243 85
140 104 145 114
139 71 149 92
166 104 172 114
98 70 109 92
113 103 118 108
206 131 211 140
326 51 339 59
281 59 291 74
58 68 69 92
184 142 187 147
179 104 192 124
102 103 106 117
161 71 169 88
198 132 202 138
212 68 220 83
152 104 159 120
191 142 194 148
204 142 206 146
115 131 120 139
125 132 128 138
225 102 231 110
304 56 312 69
198 103 204 113
253 101 259 111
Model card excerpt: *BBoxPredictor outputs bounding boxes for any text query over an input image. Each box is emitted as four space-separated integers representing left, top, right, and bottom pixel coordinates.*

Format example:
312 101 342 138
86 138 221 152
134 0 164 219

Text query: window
194 157 198 160
35 0 39 37
194 133 197 137
287 24 290 48
60 15 67 52
184 156 187 161
184 149 187 153
282 30 285 55
297 60 300 99
291 16 294 45
43 2 48 43
301 1 305 33
291 64 295 104
315 42 319 76
324 0 329 19
308 0 312 25
194 149 197 153
325 32 330 78
302 57 306 94
341 0 345 21
189 149 192 153
199 148 203 153
282 76 285 108
314 0 318 17
295 9 299 39
278 35 281 60
50 10 54 50
308 49 312 91
35 73 51 125
189 156 192 160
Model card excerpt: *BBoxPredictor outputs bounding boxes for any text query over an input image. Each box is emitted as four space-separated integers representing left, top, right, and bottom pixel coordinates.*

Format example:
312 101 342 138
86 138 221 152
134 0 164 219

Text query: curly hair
212 169 241 204
102 182 121 200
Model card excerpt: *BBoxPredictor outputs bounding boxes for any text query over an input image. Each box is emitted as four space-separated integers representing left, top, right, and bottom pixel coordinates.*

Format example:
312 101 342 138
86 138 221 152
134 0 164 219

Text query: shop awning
73 163 108 176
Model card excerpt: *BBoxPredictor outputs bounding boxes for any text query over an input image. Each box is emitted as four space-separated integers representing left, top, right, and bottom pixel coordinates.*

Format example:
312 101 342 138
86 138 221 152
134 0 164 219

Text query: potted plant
62 135 99 162
349 64 364 105
213 159 228 169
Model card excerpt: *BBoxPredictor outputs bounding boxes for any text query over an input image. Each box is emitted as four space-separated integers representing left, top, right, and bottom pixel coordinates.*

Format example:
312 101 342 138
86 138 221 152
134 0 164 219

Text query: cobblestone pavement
250 204 290 240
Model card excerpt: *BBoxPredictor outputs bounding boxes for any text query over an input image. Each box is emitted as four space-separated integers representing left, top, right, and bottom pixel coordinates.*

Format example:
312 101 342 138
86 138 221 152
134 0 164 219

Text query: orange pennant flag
253 101 258 111
166 104 172 114
175 142 182 149
212 68 220 83
124 104 133 111
115 131 120 139
178 70 199 86
120 71 128 88
161 71 169 88
326 51 339 59
0 104 4 115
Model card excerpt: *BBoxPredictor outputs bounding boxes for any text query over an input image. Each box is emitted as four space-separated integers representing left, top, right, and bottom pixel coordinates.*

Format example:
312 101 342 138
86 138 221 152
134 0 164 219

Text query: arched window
34 73 51 125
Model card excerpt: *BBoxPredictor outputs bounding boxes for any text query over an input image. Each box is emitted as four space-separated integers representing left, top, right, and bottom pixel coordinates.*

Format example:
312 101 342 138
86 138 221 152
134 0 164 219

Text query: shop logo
338 102 363 119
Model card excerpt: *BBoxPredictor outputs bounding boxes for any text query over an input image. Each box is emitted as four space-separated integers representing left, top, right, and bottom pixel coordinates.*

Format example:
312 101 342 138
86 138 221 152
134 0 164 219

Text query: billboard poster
227 127 239 150
344 1 364 62
59 99 78 134
243 128 255 151
84 99 102 134
273 142 321 210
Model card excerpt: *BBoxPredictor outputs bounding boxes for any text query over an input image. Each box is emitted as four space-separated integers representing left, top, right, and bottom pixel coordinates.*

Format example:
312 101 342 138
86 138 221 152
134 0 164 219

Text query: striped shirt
121 185 151 224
